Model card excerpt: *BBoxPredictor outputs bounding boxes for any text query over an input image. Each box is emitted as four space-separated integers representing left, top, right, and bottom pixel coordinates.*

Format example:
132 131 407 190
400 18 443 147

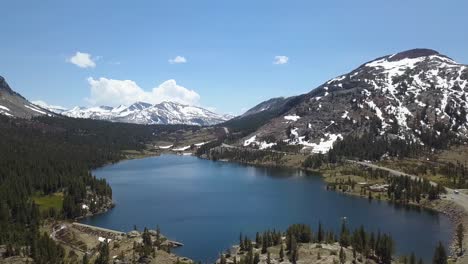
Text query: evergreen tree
82 254 89 264
220 254 227 264
457 223 464 253
261 236 268 254
410 252 416 264
287 234 299 264
255 232 261 249
432 242 447 264
339 247 346 264
156 225 161 241
339 219 350 247
140 227 153 257
253 252 260 264
239 232 244 251
95 241 110 264
402 256 408 264
318 221 324 243
142 228 152 246
279 244 284 261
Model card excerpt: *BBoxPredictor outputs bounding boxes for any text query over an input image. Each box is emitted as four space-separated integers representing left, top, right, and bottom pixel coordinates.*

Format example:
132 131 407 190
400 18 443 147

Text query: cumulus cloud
168 56 187 64
273 55 289 65
86 77 200 106
68 52 96 68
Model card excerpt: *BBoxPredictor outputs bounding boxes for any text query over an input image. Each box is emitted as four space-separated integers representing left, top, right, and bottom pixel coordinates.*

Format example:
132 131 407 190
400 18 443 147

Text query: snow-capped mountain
0 75 231 126
40 101 233 126
32 100 68 114
241 49 468 153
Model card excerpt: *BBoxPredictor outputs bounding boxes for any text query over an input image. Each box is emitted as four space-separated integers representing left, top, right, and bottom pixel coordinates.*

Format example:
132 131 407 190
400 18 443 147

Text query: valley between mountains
1 48 468 264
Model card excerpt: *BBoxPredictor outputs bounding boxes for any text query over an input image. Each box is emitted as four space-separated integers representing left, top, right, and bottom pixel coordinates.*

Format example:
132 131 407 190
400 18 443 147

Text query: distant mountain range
231 48 468 153
3 48 468 153
0 76 232 126
34 100 233 126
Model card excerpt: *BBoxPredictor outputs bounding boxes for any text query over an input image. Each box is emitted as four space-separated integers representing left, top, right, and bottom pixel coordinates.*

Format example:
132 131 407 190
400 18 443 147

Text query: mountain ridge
238 48 468 154
37 100 233 126
1 75 232 126
0 76 55 118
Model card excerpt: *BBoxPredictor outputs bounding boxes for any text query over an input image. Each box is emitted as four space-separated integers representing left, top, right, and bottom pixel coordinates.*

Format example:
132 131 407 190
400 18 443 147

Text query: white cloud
86 77 200 106
168 56 187 64
68 52 96 68
273 55 289 65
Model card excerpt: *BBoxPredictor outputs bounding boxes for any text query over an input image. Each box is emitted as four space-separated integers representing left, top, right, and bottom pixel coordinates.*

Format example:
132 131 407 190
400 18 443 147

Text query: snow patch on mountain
284 115 301 121
242 48 468 153
24 104 47 115
32 101 67 114
0 105 12 116
173 145 191 151
0 105 10 111
307 133 343 154
243 135 277 150
38 101 232 126
244 135 257 146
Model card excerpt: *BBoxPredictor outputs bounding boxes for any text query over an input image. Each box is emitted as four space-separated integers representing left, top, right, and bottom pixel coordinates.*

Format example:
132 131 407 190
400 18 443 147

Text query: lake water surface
81 155 452 263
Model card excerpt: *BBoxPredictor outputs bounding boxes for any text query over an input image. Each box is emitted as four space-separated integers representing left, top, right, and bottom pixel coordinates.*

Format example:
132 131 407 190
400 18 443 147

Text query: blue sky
1 0 467 115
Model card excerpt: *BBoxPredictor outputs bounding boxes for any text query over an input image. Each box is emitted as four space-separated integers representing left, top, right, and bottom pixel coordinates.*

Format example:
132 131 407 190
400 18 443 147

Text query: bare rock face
240 49 468 153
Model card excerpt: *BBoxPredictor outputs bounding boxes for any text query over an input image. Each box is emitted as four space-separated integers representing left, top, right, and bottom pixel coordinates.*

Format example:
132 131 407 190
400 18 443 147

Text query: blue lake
81 155 452 263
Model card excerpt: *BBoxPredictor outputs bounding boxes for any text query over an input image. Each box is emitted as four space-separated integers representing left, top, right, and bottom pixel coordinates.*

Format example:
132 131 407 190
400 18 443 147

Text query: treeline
328 132 421 162
233 222 399 264
303 153 327 169
301 132 422 167
314 119 459 163
313 159 447 204
62 174 112 219
401 161 468 189
270 141 302 153
0 115 185 262
438 161 468 188
195 140 222 156
207 147 284 164
387 176 446 203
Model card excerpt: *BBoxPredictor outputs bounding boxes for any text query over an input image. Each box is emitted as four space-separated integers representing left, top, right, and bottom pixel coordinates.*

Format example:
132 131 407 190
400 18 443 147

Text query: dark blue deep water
81 155 452 263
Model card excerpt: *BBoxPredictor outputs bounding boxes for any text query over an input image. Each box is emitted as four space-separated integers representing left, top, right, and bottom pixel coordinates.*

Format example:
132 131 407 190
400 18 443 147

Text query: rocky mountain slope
241 49 468 153
39 100 232 126
222 96 304 134
239 97 295 118
0 76 54 118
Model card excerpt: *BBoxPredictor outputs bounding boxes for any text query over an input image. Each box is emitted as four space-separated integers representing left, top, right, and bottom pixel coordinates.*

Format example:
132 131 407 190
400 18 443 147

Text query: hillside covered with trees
0 115 188 262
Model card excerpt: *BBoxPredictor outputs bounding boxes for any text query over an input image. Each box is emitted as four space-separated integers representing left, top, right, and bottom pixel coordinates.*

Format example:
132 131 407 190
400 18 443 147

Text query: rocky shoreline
91 150 464 262
198 151 465 261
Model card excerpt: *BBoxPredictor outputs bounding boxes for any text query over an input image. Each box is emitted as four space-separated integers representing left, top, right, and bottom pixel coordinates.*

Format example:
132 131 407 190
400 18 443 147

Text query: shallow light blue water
81 155 452 263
